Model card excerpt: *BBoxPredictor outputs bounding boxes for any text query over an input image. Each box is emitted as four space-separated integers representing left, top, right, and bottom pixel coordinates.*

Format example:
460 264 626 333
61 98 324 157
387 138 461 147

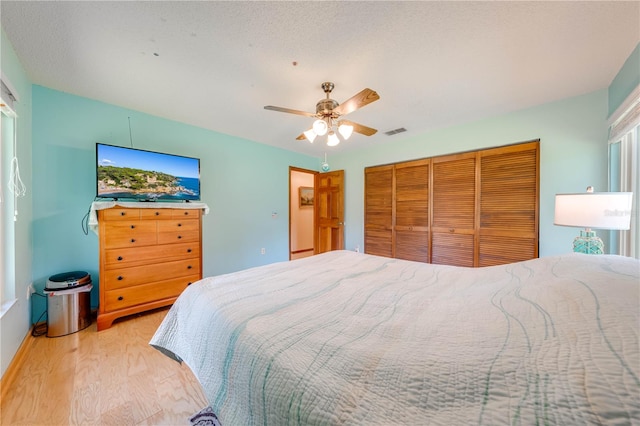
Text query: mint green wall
331 90 610 258
0 28 33 377
608 42 640 116
30 86 318 322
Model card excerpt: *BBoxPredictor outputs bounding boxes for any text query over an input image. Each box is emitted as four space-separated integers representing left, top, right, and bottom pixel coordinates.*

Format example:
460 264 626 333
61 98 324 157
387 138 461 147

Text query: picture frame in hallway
299 187 314 208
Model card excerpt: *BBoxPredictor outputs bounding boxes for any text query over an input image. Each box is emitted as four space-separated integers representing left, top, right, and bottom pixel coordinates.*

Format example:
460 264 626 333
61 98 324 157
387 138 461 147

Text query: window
608 87 640 258
1 78 20 306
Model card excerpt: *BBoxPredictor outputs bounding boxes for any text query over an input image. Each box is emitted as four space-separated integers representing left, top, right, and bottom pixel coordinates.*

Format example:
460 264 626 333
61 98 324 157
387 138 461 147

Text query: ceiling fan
264 82 380 146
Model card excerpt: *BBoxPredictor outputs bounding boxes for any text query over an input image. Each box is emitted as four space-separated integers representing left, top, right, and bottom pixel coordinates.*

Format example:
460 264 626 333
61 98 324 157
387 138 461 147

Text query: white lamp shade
338 123 354 139
303 129 316 143
327 131 340 146
312 119 328 136
554 192 633 230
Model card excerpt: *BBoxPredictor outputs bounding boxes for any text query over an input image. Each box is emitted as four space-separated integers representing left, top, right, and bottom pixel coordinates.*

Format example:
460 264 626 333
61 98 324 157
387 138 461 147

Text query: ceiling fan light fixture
264 82 380 146
327 131 340 146
303 129 317 143
313 119 328 136
338 123 354 140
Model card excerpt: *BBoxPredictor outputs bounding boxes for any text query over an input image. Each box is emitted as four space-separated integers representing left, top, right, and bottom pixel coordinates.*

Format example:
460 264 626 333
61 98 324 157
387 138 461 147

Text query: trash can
44 271 93 337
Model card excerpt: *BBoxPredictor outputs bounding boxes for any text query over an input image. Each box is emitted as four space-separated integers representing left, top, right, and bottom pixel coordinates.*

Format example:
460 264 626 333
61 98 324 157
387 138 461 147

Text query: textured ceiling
1 1 639 157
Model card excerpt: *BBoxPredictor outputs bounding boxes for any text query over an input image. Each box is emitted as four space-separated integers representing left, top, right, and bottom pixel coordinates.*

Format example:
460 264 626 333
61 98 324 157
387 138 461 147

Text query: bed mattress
151 251 640 425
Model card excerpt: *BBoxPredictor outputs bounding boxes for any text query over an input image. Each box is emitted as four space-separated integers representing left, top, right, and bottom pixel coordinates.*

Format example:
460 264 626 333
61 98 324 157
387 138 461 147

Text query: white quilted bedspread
150 251 640 425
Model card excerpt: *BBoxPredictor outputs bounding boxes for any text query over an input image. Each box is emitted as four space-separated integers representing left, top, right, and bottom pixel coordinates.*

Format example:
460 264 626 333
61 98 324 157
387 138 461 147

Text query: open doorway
290 167 317 260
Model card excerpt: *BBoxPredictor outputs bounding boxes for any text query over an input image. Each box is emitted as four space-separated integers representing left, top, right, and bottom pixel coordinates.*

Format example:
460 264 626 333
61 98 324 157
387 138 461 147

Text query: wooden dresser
96 206 203 330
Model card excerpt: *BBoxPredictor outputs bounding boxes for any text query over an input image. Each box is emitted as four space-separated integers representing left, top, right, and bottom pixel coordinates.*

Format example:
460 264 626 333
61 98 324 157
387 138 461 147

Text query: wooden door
431 152 477 267
364 165 394 257
478 142 539 266
362 141 539 267
395 159 430 262
315 170 344 253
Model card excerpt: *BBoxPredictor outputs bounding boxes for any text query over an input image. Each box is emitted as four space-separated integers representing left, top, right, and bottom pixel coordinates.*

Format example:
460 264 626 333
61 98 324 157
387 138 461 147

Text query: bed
150 250 640 425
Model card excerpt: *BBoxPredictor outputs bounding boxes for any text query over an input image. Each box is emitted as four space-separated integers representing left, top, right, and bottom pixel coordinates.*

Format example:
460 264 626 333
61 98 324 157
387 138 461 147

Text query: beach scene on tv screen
97 144 200 200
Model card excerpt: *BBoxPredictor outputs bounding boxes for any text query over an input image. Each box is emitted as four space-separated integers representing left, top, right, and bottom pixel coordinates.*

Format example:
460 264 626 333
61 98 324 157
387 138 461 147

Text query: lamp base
573 230 604 255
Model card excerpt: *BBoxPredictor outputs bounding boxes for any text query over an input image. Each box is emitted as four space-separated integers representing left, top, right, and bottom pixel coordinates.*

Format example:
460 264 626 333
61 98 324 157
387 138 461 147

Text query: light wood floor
1 308 208 425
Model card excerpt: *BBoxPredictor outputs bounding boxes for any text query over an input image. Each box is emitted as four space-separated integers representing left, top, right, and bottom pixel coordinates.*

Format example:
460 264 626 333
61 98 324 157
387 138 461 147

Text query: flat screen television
96 143 200 201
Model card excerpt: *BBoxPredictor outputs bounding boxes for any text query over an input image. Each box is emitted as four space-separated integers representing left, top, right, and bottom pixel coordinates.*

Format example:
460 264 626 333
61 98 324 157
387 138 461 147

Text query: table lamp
554 186 633 254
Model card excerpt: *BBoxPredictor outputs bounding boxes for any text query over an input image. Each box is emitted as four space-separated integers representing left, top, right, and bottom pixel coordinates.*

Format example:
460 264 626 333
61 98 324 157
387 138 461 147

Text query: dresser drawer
172 209 201 219
103 221 157 249
140 209 173 220
104 242 200 268
103 258 201 290
103 275 199 311
157 219 200 232
157 230 200 245
101 208 140 221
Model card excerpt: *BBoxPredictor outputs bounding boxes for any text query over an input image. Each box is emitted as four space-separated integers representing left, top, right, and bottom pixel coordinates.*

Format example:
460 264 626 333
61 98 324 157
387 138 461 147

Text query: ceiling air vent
385 127 406 136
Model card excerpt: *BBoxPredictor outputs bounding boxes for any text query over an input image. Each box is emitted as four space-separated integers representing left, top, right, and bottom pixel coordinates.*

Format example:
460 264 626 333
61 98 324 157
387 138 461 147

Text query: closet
364 140 539 267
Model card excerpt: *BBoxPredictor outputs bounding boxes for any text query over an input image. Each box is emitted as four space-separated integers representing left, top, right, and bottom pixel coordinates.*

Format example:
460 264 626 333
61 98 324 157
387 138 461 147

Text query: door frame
289 166 318 260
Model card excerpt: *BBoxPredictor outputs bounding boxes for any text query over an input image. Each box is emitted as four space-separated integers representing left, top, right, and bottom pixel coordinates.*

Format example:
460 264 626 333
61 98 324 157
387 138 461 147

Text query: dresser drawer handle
177 235 182 239
118 296 124 301
130 225 135 229
187 248 192 253
117 256 123 261
131 238 136 243
178 223 182 227
188 282 192 286
187 265 192 269
184 211 189 216
117 276 123 280
120 212 126 216
155 211 160 216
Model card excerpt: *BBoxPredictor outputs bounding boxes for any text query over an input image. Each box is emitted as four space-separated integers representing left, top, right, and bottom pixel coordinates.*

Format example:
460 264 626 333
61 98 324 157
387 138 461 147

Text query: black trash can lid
48 271 90 282
46 271 91 291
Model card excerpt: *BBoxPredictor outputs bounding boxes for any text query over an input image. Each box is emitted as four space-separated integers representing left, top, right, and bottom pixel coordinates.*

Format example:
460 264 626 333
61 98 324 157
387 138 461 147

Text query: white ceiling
2 1 639 157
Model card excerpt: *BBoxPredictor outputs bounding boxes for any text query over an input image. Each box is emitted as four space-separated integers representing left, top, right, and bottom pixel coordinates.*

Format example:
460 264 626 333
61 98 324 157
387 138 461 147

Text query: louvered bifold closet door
364 165 394 257
431 153 477 267
394 159 430 262
478 142 539 266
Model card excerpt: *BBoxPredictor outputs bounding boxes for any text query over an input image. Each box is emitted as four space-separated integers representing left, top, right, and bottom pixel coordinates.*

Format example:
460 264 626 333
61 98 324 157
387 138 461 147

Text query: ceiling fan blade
340 120 378 136
264 105 316 118
333 88 380 116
